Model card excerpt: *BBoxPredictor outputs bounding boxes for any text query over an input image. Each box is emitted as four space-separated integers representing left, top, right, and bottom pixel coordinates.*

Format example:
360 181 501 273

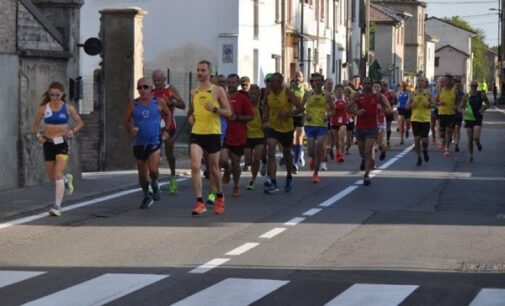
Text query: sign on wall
222 44 233 63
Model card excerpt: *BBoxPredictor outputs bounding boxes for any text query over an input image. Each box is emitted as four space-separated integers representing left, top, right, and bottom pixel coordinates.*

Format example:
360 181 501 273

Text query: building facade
424 34 439 83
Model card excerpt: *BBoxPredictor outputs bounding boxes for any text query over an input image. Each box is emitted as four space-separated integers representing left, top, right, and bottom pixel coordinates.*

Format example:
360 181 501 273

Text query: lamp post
490 7 503 100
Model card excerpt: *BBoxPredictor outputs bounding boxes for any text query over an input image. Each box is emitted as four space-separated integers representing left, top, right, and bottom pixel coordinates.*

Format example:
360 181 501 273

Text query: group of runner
33 60 490 217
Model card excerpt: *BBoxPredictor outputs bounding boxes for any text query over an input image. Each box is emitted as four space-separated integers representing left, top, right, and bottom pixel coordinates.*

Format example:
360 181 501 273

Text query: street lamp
490 7 503 100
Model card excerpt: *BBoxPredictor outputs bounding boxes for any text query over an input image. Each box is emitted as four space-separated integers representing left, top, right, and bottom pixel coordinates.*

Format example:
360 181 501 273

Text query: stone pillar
100 8 146 170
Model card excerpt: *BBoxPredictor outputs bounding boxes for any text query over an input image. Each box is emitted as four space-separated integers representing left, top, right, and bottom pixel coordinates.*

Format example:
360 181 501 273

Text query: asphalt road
0 108 504 306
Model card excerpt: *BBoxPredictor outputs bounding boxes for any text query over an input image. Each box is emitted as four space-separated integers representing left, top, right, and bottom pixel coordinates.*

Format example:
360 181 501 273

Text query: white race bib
53 137 64 145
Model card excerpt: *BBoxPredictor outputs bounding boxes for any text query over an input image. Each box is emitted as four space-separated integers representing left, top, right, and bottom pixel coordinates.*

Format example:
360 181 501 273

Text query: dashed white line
302 208 322 216
259 228 287 239
189 258 230 274
284 217 306 226
225 243 260 256
319 186 359 207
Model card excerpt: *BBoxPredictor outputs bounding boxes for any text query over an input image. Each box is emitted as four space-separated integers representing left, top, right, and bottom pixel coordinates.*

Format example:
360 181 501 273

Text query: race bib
337 116 343 124
53 137 64 145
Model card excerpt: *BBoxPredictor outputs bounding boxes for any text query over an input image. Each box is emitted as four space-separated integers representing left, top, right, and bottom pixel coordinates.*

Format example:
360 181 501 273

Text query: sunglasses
49 93 61 97
137 85 151 90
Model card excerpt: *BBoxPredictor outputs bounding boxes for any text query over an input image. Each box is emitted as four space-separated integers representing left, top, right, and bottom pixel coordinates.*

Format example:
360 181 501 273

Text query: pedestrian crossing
1 270 504 306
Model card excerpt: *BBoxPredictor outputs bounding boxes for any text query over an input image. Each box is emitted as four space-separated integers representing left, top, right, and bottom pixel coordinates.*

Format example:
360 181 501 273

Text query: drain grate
461 262 505 272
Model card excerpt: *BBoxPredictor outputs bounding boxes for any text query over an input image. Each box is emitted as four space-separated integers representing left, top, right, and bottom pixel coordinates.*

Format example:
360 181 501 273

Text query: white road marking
225 243 260 256
324 283 418 306
319 186 358 207
469 288 505 306
284 217 306 225
0 271 46 289
189 258 230 274
0 179 188 231
171 278 289 306
302 208 322 216
22 273 168 306
259 227 287 239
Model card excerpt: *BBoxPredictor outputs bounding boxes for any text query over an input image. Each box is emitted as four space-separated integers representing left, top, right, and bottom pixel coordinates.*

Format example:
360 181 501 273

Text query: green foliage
443 16 489 81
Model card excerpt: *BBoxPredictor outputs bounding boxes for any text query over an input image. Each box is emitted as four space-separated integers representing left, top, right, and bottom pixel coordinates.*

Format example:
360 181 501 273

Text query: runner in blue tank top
122 77 171 209
395 81 411 145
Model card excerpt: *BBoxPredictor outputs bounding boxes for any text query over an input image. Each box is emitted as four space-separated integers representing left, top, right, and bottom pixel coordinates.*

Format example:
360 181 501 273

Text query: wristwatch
212 107 219 113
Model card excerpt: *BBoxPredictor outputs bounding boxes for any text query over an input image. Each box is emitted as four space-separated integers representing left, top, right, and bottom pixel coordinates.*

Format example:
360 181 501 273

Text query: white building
424 34 439 83
426 16 476 89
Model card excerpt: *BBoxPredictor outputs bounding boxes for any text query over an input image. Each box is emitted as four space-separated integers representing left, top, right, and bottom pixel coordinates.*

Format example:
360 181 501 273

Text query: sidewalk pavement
0 146 193 223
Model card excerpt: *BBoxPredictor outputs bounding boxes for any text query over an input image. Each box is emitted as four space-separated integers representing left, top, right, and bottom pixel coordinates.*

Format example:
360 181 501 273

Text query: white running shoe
320 162 328 171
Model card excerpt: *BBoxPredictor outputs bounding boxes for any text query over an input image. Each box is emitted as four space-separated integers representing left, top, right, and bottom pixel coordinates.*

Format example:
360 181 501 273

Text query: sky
425 0 500 46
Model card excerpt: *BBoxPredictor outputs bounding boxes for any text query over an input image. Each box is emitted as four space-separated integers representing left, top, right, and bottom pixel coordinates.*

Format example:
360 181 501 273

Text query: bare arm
170 85 186 110
121 101 138 137
286 88 304 117
214 86 232 118
32 106 46 143
379 94 391 113
66 105 85 136
158 97 172 122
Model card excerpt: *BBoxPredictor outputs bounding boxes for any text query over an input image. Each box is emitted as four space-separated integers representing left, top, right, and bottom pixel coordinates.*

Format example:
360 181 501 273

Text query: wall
426 19 472 54
374 23 394 81
435 48 466 79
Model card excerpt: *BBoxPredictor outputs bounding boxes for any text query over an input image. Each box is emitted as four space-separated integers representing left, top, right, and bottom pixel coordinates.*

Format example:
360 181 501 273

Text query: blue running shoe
264 182 279 194
284 178 293 193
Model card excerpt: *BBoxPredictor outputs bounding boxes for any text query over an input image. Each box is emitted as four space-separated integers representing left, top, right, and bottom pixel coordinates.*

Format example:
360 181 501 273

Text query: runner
406 77 433 166
303 73 334 183
348 77 391 186
344 85 357 155
330 84 348 162
32 82 84 216
152 69 186 193
122 77 171 209
373 82 387 161
263 72 304 193
239 76 251 96
452 79 465 152
244 84 265 190
290 71 309 170
324 78 336 161
396 81 411 145
381 80 396 148
187 60 232 215
430 77 443 145
436 75 461 156
459 80 489 161
220 74 254 197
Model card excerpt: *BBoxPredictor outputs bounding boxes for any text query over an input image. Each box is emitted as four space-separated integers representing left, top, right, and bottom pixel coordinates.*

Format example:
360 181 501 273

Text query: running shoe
309 158 315 171
192 201 207 215
140 195 154 209
265 182 279 194
423 151 430 162
214 196 225 215
284 178 293 193
151 182 161 201
232 186 241 197
443 150 450 157
338 154 345 163
379 150 386 161
292 164 298 174
345 148 350 155
360 159 365 171
363 175 371 186
260 162 267 176
320 162 328 171
203 169 210 179
168 176 178 194
299 151 306 167
400 139 404 145
65 173 74 195
416 156 422 166
206 192 216 205
312 174 320 183
476 142 482 151
247 181 255 190
148 185 153 195
263 178 271 187
48 205 62 217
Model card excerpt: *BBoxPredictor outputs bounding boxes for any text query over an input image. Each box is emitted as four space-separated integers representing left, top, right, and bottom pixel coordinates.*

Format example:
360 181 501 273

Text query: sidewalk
0 146 192 222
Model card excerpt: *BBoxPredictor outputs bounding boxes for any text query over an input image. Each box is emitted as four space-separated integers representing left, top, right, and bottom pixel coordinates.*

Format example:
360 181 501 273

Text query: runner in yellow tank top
188 60 232 216
302 73 334 183
407 77 433 166
263 72 304 194
436 75 461 156
244 84 265 191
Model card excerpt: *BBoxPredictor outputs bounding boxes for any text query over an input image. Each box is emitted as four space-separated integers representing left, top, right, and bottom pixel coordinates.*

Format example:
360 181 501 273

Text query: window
435 56 439 67
254 0 259 39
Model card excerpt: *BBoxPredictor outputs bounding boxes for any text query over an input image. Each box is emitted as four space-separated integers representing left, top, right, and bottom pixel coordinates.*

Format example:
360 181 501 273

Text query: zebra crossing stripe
21 273 168 306
171 278 289 306
324 283 418 306
0 271 46 289
469 288 505 306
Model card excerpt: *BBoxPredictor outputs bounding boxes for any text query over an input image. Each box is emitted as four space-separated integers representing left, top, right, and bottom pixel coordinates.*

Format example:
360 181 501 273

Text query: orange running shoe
215 195 225 215
192 201 207 215
312 174 320 183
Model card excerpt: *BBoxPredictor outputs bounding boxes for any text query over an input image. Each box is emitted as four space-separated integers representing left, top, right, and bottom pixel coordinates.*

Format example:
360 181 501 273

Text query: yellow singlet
266 87 294 133
247 105 264 139
411 89 431 122
304 92 327 127
438 88 456 116
192 85 221 134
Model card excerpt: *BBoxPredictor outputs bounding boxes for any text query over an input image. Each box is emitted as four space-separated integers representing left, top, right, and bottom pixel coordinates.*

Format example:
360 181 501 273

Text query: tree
443 16 489 82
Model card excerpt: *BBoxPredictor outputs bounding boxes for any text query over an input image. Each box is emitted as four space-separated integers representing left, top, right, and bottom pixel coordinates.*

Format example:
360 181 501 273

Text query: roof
426 16 477 36
435 44 470 58
370 4 401 23
425 33 439 43
372 0 426 8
